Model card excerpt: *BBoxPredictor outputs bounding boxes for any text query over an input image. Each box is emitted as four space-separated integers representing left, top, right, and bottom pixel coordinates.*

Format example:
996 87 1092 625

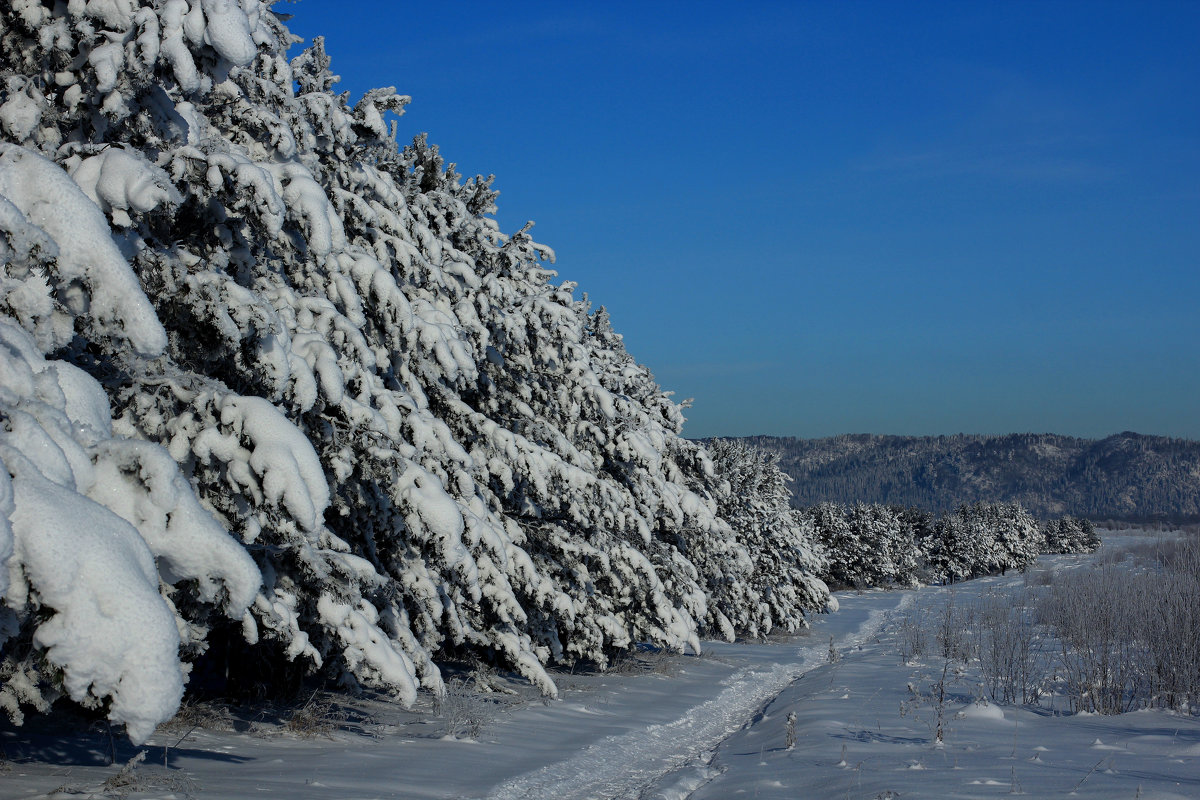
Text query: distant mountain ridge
738 432 1200 522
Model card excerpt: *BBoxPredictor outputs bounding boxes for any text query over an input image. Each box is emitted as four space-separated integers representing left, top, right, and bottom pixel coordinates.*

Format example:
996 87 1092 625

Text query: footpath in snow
482 592 903 800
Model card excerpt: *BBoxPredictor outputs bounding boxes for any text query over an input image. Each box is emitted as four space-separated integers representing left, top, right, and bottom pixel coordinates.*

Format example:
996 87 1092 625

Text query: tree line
803 502 1099 589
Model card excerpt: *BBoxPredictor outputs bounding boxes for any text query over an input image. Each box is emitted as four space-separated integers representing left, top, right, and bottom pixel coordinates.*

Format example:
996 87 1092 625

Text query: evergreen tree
1040 516 1100 554
705 438 832 635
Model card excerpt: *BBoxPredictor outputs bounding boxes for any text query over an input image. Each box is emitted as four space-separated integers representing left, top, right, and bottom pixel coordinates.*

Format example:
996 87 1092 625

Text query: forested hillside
0 1 830 741
744 433 1200 521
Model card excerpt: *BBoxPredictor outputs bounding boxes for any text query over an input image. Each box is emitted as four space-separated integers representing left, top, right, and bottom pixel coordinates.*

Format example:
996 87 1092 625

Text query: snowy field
3 531 1197 800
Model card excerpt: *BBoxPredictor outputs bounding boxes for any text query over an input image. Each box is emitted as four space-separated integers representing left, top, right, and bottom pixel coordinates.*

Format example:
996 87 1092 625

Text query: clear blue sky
279 1 1200 440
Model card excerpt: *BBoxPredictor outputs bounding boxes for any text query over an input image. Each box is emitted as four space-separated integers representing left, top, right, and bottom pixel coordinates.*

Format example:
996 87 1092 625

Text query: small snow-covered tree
1041 516 1100 554
923 511 968 584
806 502 863 588
896 505 936 582
1077 517 1101 552
992 502 1042 572
806 503 918 589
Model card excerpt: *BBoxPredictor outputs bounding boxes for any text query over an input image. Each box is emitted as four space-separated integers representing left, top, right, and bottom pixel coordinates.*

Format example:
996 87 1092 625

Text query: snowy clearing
3 534 1198 800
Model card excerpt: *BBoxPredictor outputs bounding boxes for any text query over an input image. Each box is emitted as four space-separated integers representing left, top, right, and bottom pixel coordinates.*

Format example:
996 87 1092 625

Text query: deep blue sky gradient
278 1 1200 439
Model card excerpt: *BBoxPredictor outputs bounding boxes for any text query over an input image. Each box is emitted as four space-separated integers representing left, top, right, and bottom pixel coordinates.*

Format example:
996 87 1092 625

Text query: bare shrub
1138 539 1200 709
282 691 351 739
1043 569 1147 713
977 588 1042 705
935 589 975 662
435 677 497 739
895 603 926 663
96 750 200 799
1036 538 1200 713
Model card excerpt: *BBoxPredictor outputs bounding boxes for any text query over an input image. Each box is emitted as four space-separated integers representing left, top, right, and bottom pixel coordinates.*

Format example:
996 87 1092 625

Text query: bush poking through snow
435 677 496 740
282 691 352 740
901 660 955 747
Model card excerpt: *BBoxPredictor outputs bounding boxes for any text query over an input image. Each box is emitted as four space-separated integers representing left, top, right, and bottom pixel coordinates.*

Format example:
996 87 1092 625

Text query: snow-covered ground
683 560 1200 799
3 532 1197 799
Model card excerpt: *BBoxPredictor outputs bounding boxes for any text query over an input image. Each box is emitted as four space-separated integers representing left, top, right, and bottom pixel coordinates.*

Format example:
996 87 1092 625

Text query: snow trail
482 591 908 800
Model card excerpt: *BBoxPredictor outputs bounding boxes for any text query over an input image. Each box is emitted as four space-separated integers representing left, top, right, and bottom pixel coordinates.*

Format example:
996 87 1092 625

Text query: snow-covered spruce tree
804 502 863 588
0 0 835 736
705 438 832 634
369 137 717 668
1074 516 1100 552
848 503 919 587
895 505 937 582
956 502 1041 575
805 503 919 589
993 502 1042 570
1041 517 1068 554
329 125 717 669
0 139 259 741
1041 515 1100 554
922 509 971 583
923 503 1041 581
